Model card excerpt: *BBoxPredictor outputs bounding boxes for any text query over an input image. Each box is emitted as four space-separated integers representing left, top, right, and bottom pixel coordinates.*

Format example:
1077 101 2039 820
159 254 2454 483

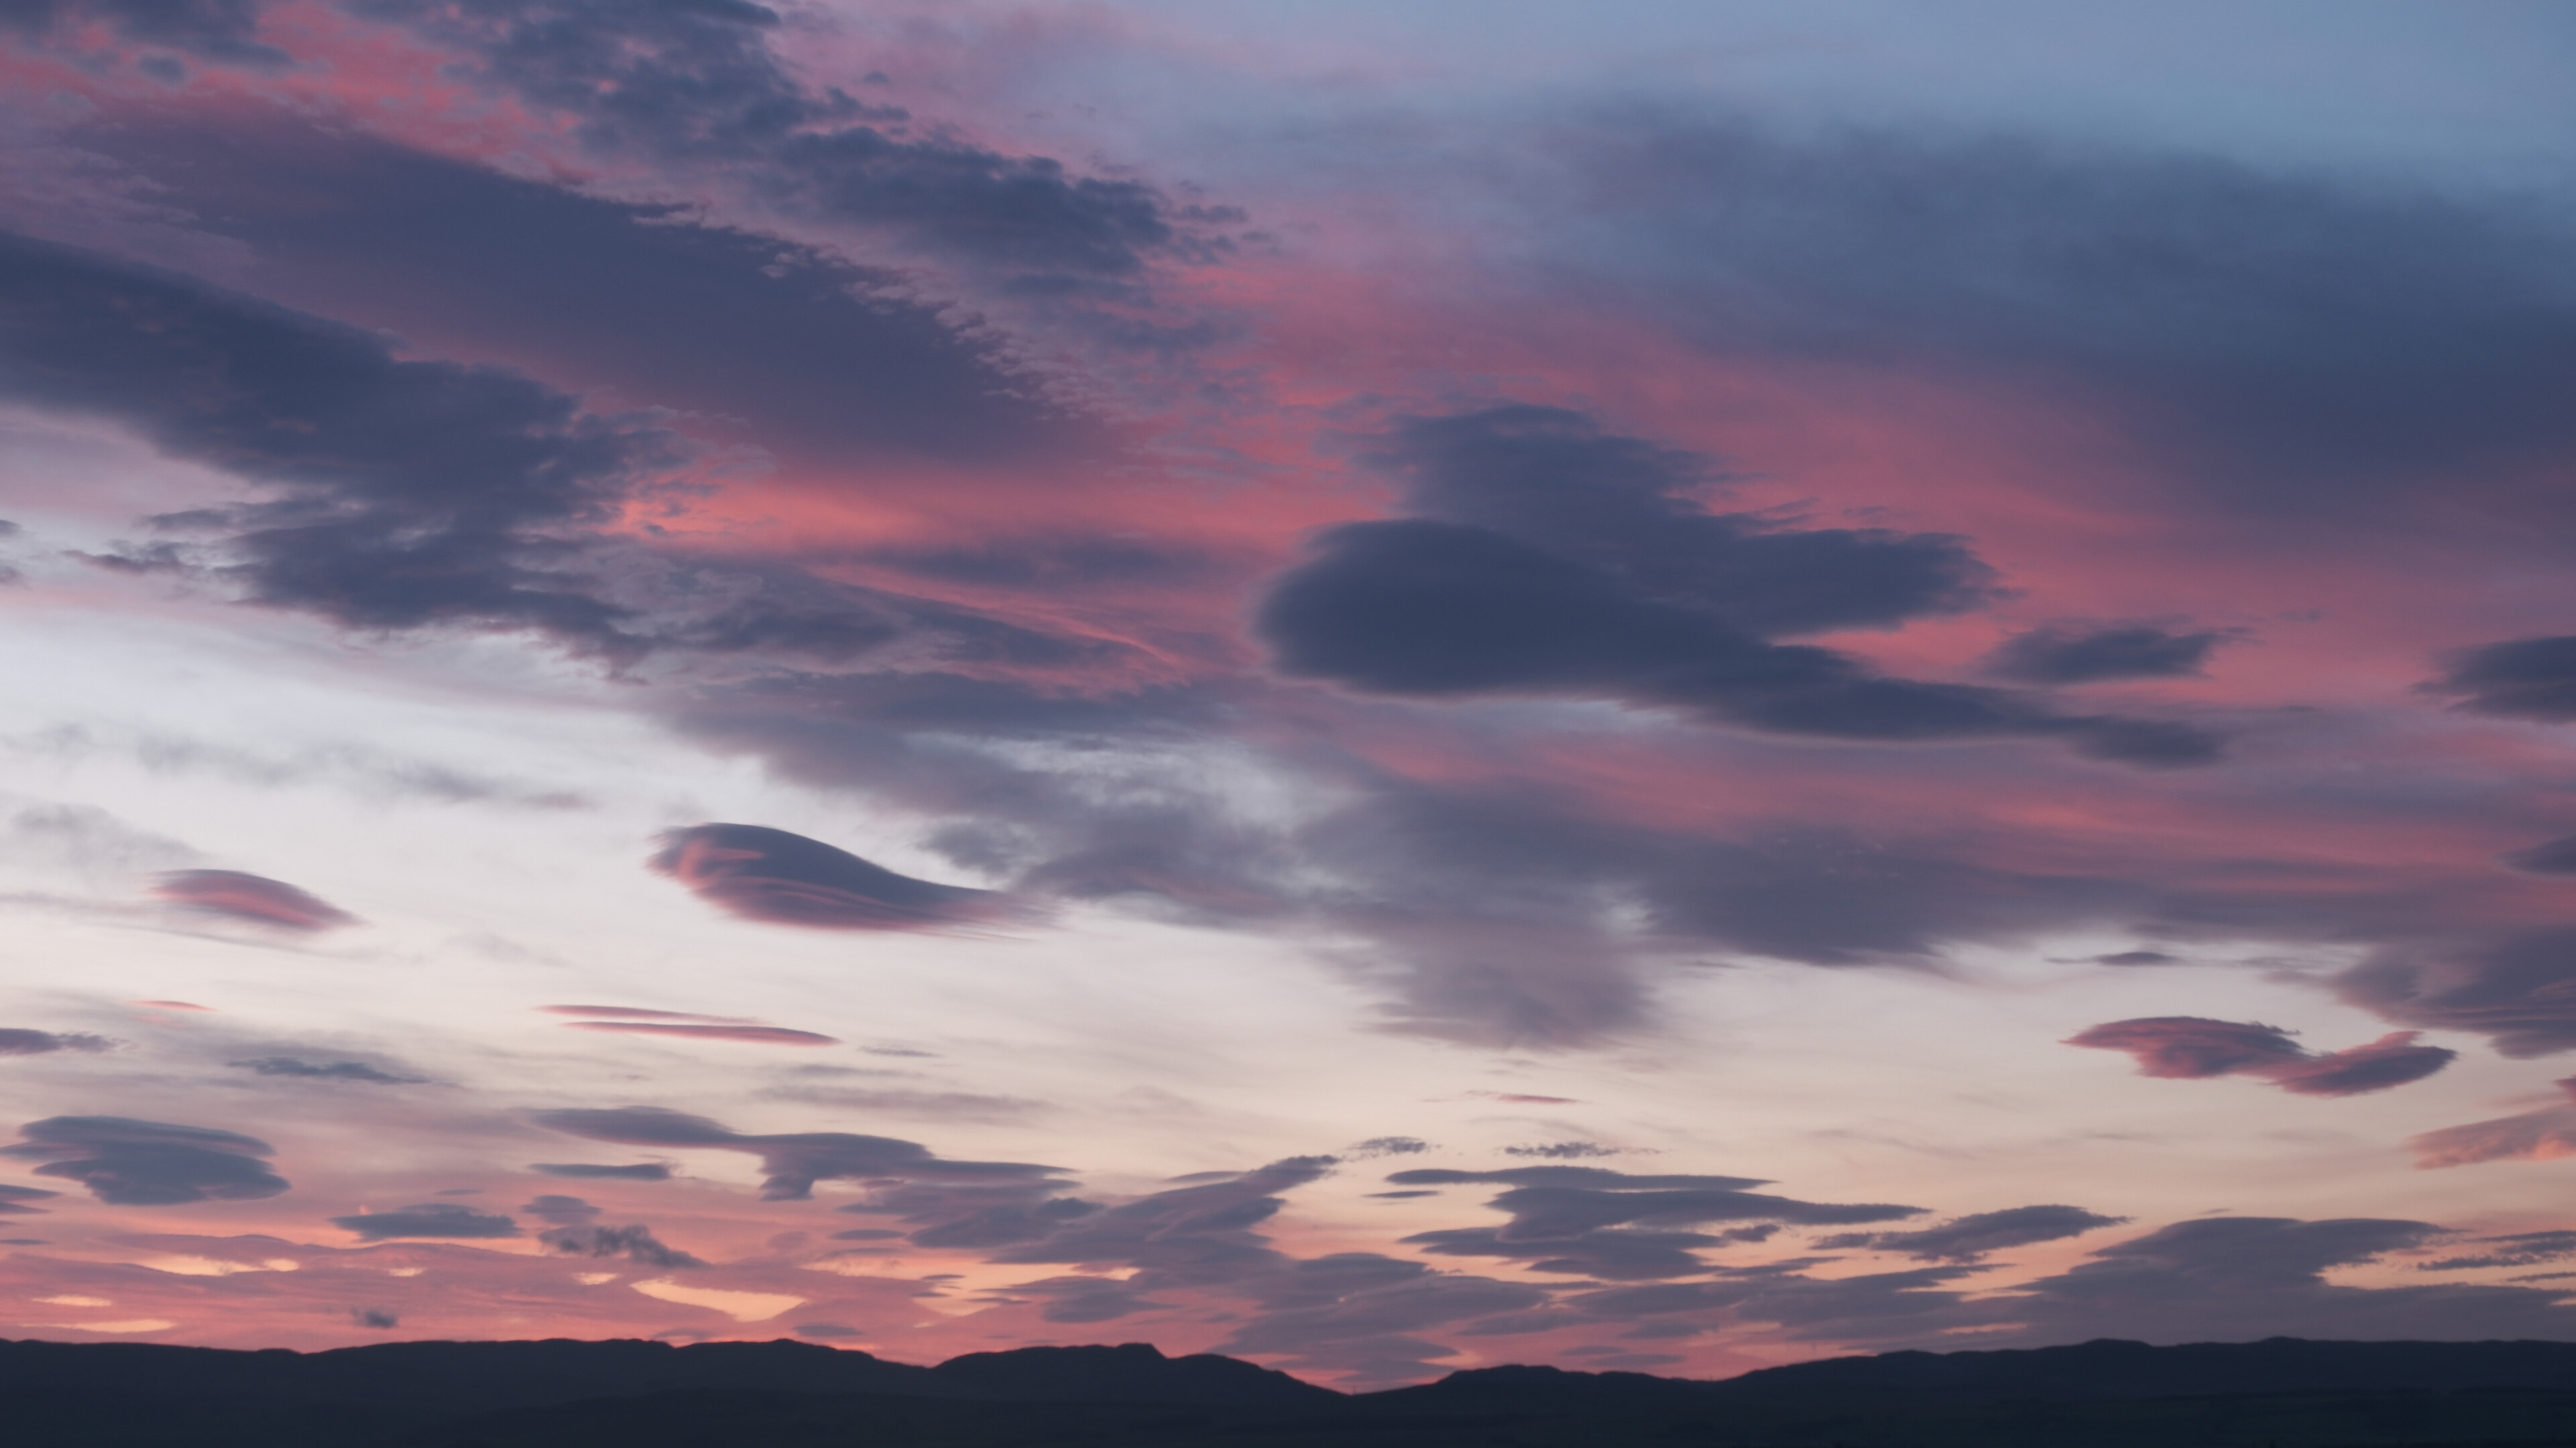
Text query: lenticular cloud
2066 1017 2456 1097
649 823 1016 931
154 870 357 931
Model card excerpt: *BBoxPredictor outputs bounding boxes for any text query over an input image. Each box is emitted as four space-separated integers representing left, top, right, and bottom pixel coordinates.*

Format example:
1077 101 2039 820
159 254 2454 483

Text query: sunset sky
4 0 2576 1389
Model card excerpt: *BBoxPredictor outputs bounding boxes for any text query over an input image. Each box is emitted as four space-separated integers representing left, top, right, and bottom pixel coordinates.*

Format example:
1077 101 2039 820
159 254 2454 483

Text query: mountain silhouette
3 1334 2575 1446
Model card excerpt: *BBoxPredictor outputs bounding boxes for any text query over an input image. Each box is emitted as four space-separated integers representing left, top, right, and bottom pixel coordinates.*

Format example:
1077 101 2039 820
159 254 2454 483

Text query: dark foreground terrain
4 1334 2575 1447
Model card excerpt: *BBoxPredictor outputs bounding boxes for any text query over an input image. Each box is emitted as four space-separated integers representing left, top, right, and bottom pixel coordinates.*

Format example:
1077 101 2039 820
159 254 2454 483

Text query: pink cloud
2066 1017 2455 1097
152 871 357 932
561 1023 840 1047
2411 1080 2576 1168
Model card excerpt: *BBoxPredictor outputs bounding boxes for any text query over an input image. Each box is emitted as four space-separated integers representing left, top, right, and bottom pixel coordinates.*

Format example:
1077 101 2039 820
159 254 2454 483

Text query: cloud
1501 1141 1622 1160
1391 1166 1924 1280
530 1105 1067 1203
649 824 1016 932
1520 116 2576 499
1983 622 2238 683
2 1116 289 1205
2408 1080 2576 1168
0 1182 61 1215
1258 410 2219 767
540 1006 748 1021
229 1057 428 1084
2500 836 2576 875
530 1162 672 1181
538 1223 705 1269
2416 1230 2576 1272
72 113 1086 465
2423 637 2576 720
0 1029 115 1057
1345 1137 1433 1158
346 0 1220 286
565 1023 840 1046
2 0 290 68
2337 930 2576 1058
2065 1017 2455 1096
982 1157 1334 1285
152 870 357 930
1816 1205 2129 1261
519 1194 599 1225
1352 406 2001 638
331 1203 520 1240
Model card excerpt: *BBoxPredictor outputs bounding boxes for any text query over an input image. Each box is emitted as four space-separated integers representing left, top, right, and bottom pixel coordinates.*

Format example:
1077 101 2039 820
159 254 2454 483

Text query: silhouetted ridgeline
2 1335 2575 1446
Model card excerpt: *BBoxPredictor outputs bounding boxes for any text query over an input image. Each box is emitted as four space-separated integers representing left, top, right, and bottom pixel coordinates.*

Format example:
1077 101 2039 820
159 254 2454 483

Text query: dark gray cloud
1213 1253 1547 1381
1529 117 2576 499
1 0 289 67
229 1056 427 1084
649 823 1015 932
531 1105 1067 1204
2089 950 2182 966
1358 406 2000 638
530 1161 671 1180
2500 835 2576 876
2 1115 289 1205
331 1202 520 1240
154 869 357 930
982 1157 1335 1288
344 0 1226 286
538 1222 704 1268
518 1193 599 1225
0 1029 114 1057
1816 1205 2129 1262
0 1182 60 1214
1983 622 2237 684
2424 637 2576 721
1260 408 2219 767
74 115 1084 464
1391 1165 1922 1280
1 230 1100 675
2065 1016 2455 1097
353 1308 399 1329
2417 1231 2576 1272
2338 930 2576 1058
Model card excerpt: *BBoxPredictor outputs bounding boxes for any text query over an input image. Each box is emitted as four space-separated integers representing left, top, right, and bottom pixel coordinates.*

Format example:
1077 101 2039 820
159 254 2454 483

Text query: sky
1 0 2575 1390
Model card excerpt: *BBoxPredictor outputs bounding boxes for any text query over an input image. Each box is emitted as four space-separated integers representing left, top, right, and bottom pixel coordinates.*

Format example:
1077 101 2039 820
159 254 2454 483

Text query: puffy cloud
530 1105 1067 1204
537 1223 704 1269
1260 429 2219 767
2423 637 2576 720
229 1057 428 1084
331 1203 520 1240
1391 1166 1923 1280
1983 623 2238 684
1352 407 2001 639
153 870 357 930
649 824 1015 932
1817 1205 2130 1262
2065 1017 2454 1097
3 1116 289 1205
0 1029 115 1057
2408 1080 2576 1168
